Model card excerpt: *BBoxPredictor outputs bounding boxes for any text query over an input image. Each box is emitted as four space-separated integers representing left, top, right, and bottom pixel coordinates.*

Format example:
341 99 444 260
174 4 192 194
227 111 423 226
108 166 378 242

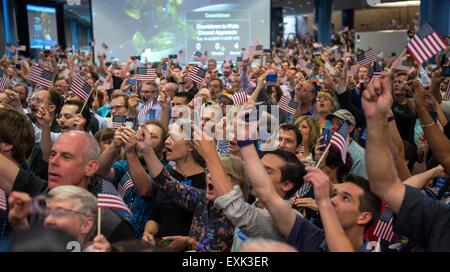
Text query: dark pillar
314 0 333 45
341 9 354 30
421 0 449 36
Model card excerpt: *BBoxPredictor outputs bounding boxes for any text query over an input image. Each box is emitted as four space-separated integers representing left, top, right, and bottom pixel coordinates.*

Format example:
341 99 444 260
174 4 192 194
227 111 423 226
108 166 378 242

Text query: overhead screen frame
90 0 273 64
15 0 65 56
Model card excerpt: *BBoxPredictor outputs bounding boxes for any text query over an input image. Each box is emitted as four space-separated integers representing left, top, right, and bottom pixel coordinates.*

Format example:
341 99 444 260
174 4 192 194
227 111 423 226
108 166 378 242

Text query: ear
79 216 94 236
47 104 56 114
349 125 354 133
84 160 99 177
356 211 373 227
281 181 295 194
0 142 13 154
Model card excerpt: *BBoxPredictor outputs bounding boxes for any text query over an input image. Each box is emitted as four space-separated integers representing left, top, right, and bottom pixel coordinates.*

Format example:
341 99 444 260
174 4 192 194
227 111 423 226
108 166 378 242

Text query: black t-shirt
392 101 416 146
150 169 206 239
12 169 135 243
394 185 450 251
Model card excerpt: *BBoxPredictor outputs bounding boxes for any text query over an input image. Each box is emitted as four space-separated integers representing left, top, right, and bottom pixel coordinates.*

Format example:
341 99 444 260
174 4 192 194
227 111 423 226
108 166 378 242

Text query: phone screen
128 78 137 85
442 66 450 77
266 74 277 84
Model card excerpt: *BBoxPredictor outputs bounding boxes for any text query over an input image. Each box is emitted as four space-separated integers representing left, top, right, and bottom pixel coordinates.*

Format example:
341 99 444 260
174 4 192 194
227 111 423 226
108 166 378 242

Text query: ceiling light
371 1 420 8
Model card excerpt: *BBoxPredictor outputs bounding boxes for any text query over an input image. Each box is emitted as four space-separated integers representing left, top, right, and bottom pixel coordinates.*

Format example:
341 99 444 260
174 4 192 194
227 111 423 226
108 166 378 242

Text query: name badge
147 109 156 120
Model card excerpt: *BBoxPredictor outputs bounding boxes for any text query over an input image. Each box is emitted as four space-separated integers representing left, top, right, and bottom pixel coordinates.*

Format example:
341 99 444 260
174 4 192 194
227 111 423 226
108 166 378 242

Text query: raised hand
73 113 86 131
361 74 393 118
8 192 32 231
234 101 259 141
120 127 137 154
136 125 159 151
157 90 171 111
304 167 332 206
35 104 52 128
192 125 216 160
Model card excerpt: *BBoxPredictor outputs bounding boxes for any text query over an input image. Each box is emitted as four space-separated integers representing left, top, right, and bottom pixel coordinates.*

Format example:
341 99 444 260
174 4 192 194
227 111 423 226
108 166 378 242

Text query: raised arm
362 74 405 214
404 165 444 189
236 103 296 237
120 128 153 197
306 167 355 251
96 128 122 180
412 80 450 174
192 128 234 197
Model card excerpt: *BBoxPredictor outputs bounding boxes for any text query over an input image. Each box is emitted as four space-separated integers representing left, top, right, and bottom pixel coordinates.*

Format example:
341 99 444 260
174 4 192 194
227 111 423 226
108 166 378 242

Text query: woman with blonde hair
314 91 335 129
294 115 321 166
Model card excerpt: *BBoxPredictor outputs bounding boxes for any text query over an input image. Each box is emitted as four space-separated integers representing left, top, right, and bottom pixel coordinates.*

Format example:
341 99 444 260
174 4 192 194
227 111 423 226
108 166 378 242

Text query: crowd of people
0 26 449 252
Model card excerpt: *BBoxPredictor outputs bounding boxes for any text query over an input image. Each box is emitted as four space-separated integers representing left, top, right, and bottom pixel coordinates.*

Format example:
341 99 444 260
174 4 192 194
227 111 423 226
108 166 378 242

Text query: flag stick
315 143 331 168
80 88 94 113
97 207 102 236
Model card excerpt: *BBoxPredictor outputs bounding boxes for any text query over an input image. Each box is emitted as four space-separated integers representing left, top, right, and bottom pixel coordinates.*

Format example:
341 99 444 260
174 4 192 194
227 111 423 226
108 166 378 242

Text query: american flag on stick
356 49 376 66
0 188 6 211
187 66 207 85
278 96 298 115
370 62 383 76
373 206 395 242
298 59 314 75
330 46 343 61
406 22 446 64
161 62 168 78
136 66 156 82
118 173 135 199
392 60 412 71
330 122 350 163
137 101 153 121
231 91 248 105
442 81 450 101
0 68 8 92
27 65 54 88
70 75 92 102
97 193 131 214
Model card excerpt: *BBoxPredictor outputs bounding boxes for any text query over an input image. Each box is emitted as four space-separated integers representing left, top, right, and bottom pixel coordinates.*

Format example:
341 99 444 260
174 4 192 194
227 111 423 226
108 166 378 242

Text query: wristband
421 121 435 127
236 140 256 148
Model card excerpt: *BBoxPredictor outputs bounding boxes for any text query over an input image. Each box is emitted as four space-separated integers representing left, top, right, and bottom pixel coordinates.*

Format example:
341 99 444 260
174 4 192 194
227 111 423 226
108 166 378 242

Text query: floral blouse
153 168 235 252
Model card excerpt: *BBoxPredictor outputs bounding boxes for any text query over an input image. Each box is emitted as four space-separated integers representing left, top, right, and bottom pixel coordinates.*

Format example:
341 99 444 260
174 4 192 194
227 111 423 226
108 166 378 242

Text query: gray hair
63 130 100 162
47 185 98 242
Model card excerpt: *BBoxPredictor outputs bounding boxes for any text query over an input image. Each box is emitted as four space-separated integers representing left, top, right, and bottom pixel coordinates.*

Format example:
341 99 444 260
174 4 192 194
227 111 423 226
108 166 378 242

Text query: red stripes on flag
231 92 248 105
406 22 446 64
27 65 54 88
278 96 298 115
136 67 156 82
329 122 350 163
0 188 7 211
70 75 92 102
97 193 131 214
118 175 135 199
0 68 8 92
187 66 207 85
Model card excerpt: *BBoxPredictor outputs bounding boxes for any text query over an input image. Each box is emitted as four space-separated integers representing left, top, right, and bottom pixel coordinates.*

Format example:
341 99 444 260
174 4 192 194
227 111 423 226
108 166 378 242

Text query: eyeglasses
110 105 127 110
44 207 90 218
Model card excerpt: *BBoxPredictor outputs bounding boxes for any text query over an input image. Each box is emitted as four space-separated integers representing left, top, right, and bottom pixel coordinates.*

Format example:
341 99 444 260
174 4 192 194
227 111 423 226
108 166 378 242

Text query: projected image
27 4 58 49
92 0 270 63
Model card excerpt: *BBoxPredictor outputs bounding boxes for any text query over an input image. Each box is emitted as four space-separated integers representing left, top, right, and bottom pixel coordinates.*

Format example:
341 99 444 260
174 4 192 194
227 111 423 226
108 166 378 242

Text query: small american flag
298 59 313 75
0 68 8 92
330 122 350 163
392 60 412 71
70 75 92 102
443 81 450 101
248 45 263 57
406 22 446 64
278 96 298 115
161 62 168 78
373 206 395 242
231 91 248 105
100 180 120 196
27 65 54 88
187 66 207 85
137 101 153 120
118 173 135 199
356 49 376 66
0 188 6 211
136 67 156 82
331 46 343 61
97 193 131 214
